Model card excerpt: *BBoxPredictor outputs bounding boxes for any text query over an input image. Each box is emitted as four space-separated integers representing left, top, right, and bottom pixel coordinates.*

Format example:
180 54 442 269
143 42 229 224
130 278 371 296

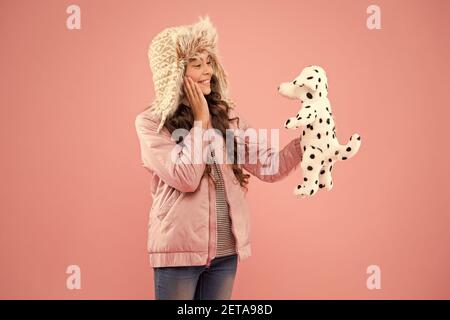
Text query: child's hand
183 76 210 128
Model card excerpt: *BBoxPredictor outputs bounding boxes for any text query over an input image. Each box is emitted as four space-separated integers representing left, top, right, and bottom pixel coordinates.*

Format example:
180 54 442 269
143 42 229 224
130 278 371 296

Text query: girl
135 16 302 300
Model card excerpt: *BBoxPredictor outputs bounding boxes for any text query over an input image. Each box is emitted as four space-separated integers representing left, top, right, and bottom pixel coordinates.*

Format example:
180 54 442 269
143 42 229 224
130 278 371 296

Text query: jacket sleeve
228 106 303 183
135 114 210 192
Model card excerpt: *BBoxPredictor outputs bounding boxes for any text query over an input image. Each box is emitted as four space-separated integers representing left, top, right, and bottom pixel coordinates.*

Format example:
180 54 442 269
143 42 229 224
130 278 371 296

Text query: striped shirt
209 149 237 258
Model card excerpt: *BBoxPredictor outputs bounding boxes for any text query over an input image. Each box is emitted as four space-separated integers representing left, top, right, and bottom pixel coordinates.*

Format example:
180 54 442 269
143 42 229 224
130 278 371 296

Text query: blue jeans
153 254 238 300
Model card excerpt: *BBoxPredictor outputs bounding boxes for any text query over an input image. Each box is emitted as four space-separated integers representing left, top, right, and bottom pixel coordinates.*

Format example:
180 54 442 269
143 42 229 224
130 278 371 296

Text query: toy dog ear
300 75 320 92
300 66 328 93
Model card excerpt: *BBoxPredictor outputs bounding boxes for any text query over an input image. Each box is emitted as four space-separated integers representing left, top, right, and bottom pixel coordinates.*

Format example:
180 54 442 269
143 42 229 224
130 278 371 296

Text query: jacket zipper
205 185 216 268
206 150 218 268
220 162 239 257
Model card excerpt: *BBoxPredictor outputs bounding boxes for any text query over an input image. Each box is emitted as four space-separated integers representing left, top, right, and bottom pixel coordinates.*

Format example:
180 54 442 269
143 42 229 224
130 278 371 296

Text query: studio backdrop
0 0 449 299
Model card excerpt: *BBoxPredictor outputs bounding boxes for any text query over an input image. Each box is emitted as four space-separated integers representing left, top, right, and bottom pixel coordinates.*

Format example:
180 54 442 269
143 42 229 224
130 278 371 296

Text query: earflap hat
147 15 235 133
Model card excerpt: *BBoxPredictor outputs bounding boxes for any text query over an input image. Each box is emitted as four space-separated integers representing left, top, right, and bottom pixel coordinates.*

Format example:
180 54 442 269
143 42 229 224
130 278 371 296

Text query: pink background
1 0 449 299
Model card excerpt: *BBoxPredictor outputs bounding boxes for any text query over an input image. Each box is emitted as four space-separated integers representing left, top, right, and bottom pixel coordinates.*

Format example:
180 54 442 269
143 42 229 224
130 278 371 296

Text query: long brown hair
144 73 251 193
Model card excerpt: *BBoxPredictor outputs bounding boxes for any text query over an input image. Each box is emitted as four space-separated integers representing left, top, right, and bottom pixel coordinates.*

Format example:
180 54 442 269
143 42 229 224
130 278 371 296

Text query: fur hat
147 15 235 133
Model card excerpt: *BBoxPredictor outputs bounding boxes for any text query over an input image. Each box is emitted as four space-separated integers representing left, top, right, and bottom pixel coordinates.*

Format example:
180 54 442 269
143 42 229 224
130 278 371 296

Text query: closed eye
194 61 212 67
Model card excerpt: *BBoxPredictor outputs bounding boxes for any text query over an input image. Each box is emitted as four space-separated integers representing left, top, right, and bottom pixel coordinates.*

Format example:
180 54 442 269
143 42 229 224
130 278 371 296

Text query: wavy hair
144 73 251 193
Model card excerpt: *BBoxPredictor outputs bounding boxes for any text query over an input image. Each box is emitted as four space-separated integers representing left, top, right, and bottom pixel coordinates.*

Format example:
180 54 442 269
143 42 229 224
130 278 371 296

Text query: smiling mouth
198 80 210 85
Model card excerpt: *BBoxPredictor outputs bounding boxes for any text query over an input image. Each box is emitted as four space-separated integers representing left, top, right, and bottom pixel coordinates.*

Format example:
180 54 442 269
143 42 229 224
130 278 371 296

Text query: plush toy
278 65 362 197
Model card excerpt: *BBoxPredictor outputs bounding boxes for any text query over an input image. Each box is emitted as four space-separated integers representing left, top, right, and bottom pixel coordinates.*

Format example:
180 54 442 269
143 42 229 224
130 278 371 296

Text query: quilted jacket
135 105 302 268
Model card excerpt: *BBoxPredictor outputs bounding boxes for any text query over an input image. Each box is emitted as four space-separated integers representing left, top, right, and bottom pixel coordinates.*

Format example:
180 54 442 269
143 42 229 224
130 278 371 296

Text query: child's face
184 51 213 96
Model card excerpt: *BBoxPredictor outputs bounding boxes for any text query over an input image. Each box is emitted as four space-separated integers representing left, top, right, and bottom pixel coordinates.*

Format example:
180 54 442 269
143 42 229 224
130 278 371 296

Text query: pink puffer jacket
134 106 302 268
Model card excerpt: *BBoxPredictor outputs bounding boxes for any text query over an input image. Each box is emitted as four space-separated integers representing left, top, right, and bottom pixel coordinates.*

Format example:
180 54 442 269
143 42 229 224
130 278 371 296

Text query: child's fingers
183 76 194 103
193 80 203 99
188 77 199 102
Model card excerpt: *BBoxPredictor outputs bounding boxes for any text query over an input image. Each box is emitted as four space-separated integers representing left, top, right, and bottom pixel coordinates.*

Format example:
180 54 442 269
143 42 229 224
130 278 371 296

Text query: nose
277 85 280 90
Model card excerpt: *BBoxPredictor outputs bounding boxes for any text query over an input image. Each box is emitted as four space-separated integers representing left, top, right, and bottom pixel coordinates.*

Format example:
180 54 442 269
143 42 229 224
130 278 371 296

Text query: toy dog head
278 65 328 102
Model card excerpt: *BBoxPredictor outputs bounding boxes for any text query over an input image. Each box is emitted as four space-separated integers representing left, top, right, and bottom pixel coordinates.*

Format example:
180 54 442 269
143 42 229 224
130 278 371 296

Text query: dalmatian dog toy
278 65 362 197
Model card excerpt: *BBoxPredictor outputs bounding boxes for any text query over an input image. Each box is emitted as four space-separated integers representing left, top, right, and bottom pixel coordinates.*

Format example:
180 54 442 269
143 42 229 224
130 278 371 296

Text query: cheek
185 67 201 82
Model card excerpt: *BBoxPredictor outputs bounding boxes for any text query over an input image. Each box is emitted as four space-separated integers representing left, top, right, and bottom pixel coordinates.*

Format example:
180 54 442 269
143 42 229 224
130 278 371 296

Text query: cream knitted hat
147 15 235 133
